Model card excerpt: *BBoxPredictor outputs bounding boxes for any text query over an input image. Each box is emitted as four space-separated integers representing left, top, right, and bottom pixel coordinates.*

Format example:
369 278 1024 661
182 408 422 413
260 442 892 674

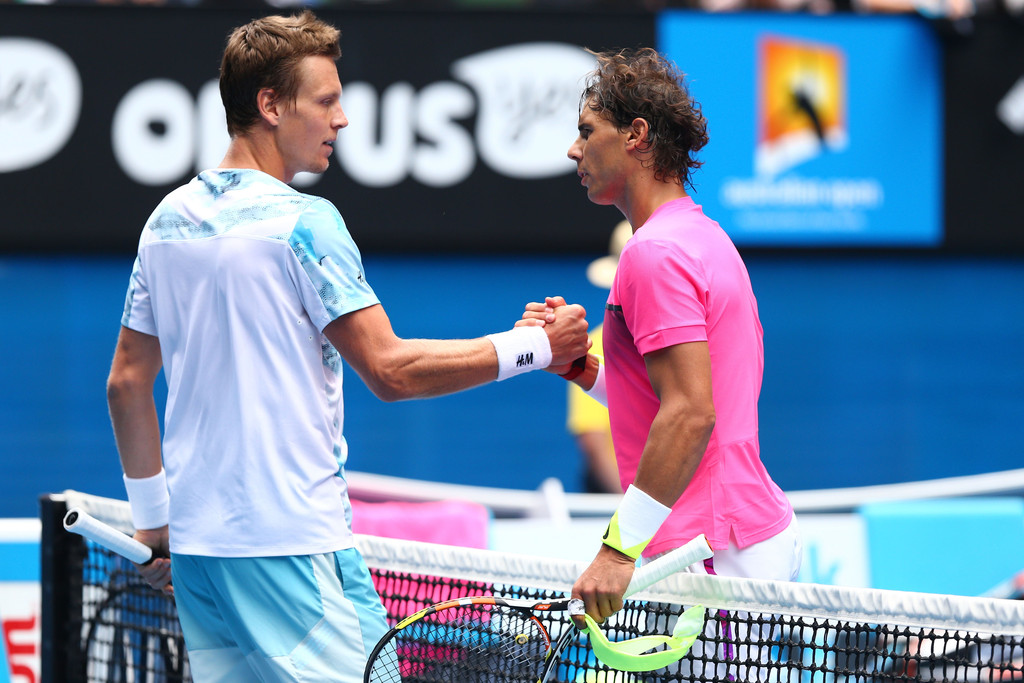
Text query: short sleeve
616 239 708 356
288 199 379 330
120 254 157 335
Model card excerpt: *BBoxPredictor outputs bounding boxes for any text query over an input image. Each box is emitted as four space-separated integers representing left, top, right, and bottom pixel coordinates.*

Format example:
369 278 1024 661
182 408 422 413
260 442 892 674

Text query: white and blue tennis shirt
122 168 378 558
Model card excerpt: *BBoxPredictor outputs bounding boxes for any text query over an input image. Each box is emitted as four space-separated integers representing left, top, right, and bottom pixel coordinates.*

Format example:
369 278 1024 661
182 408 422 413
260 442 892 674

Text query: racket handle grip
625 534 713 597
63 508 154 565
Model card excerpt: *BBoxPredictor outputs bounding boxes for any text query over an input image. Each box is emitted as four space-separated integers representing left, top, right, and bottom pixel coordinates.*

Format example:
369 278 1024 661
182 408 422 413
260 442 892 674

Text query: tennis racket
364 534 713 683
63 507 154 565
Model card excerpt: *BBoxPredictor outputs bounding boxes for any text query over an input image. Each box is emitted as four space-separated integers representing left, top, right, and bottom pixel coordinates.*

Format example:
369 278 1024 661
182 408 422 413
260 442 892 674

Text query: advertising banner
657 11 943 248
0 521 40 683
4 8 1023 253
0 6 653 254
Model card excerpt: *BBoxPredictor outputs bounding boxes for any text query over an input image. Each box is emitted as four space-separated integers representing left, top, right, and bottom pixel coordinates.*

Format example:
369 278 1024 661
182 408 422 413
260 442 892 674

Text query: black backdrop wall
1 6 1022 254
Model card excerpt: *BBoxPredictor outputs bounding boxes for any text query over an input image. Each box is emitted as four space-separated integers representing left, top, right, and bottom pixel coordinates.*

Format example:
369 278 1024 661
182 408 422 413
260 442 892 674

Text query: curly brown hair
220 11 341 137
581 47 709 189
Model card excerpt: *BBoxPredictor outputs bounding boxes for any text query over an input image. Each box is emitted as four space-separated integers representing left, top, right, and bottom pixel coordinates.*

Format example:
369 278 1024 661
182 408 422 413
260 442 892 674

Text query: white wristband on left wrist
123 469 170 530
602 484 672 559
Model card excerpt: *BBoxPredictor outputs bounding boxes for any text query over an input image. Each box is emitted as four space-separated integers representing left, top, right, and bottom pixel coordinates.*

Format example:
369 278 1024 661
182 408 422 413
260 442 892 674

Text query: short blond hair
220 11 341 137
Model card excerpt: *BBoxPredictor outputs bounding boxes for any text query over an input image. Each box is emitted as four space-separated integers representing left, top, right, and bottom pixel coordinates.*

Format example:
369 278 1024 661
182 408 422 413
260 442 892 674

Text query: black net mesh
41 494 1024 683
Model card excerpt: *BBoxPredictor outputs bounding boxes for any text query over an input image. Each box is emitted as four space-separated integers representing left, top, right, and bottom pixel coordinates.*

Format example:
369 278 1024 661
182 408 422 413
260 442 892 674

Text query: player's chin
309 151 332 173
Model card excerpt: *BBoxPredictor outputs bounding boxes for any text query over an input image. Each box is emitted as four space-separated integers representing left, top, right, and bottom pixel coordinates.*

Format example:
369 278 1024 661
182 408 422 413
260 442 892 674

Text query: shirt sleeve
120 253 157 335
617 239 708 357
288 199 380 331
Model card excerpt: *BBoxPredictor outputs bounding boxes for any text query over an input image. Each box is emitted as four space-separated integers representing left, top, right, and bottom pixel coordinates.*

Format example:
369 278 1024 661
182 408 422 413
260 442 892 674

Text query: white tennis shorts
701 513 803 581
644 513 802 580
171 548 389 682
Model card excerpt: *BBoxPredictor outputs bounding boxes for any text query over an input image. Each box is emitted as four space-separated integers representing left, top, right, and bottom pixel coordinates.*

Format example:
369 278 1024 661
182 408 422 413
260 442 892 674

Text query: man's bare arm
324 302 590 402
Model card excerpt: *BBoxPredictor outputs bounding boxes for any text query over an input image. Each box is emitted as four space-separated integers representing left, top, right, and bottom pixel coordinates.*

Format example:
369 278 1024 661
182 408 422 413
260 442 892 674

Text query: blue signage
657 12 942 247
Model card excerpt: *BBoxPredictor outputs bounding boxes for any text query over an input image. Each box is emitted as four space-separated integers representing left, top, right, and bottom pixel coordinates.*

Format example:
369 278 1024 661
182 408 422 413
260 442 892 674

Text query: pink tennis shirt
603 197 793 556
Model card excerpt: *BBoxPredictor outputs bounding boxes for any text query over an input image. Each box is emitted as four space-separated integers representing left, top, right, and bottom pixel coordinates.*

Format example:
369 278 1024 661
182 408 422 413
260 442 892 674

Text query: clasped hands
516 296 590 372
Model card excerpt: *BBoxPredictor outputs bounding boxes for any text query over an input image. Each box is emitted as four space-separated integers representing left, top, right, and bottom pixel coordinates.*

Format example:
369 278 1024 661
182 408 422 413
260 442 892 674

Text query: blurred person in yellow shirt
567 221 632 493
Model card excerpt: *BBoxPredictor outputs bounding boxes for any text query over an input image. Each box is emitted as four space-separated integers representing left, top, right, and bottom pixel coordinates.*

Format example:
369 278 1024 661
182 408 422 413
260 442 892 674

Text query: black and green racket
364 534 712 683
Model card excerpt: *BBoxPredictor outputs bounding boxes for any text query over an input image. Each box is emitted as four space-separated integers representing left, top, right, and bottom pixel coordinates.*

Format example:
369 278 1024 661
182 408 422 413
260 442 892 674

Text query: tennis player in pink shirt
523 47 800 626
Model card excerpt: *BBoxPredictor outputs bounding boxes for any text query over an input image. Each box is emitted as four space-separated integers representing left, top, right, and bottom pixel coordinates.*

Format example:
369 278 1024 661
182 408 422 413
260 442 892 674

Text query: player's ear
625 117 651 152
257 88 281 127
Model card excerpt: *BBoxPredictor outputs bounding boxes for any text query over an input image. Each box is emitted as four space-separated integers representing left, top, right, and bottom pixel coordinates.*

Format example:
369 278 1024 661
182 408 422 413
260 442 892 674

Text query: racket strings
367 603 553 683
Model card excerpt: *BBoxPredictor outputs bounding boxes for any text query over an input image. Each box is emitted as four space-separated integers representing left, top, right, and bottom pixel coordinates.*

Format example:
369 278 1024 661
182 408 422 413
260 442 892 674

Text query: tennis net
41 490 1024 682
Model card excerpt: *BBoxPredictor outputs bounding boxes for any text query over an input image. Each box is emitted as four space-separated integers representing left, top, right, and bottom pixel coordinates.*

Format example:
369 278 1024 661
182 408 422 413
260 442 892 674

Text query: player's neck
219 134 288 183
620 177 688 230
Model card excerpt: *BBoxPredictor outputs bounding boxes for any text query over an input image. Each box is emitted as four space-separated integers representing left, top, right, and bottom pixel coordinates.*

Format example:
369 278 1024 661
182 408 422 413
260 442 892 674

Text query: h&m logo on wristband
516 352 534 367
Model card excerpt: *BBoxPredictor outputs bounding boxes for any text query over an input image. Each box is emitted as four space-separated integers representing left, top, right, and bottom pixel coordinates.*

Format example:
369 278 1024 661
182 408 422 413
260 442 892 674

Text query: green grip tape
581 604 705 672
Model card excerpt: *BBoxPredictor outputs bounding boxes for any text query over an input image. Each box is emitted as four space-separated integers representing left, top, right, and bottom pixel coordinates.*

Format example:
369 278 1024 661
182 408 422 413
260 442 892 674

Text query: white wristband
603 484 672 559
123 470 170 530
485 326 552 381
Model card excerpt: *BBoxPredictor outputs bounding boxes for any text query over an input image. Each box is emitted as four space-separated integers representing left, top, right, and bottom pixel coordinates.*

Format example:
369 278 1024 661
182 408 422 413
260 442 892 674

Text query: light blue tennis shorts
171 548 389 682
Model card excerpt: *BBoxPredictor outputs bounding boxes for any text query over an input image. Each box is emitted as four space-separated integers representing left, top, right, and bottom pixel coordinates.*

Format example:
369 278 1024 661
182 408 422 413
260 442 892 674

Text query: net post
39 493 78 683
